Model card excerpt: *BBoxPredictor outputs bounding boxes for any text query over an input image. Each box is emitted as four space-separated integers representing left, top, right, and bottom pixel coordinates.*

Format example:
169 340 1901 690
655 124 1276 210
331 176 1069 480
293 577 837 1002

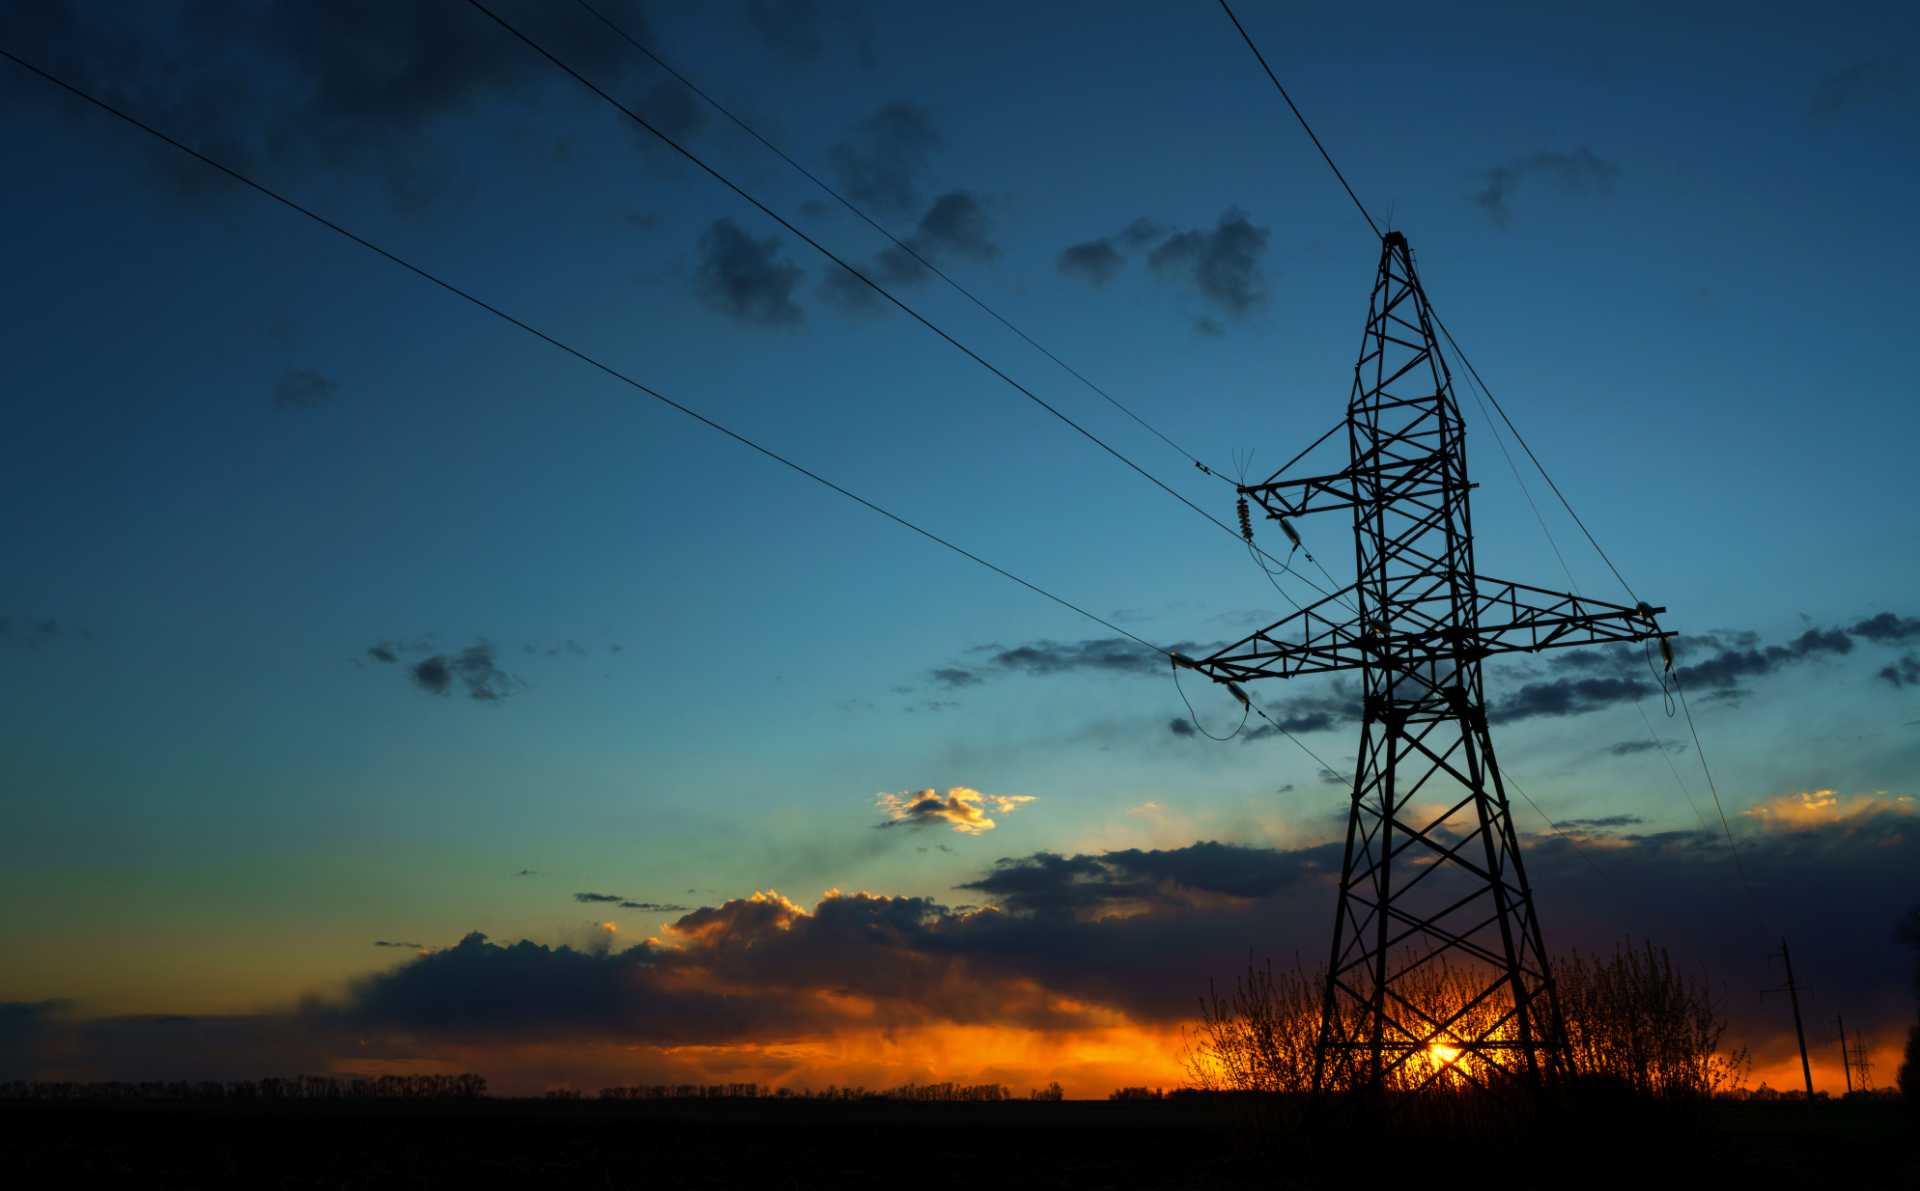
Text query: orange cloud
1742 789 1915 830
875 787 1035 834
329 1022 1192 1099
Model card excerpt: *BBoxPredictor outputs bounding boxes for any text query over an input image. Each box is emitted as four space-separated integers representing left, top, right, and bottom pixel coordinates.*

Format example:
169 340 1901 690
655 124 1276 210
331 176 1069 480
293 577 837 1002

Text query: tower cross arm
1240 449 1473 522
1188 576 1672 685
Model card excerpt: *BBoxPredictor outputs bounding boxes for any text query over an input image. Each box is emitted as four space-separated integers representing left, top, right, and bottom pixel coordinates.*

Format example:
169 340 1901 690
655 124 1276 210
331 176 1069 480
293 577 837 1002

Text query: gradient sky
2 0 1917 1095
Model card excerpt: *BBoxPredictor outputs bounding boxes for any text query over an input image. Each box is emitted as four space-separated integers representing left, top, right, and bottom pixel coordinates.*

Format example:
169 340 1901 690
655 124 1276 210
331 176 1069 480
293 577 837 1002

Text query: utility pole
1782 939 1814 1098
1837 1014 1852 1093
1185 233 1672 1093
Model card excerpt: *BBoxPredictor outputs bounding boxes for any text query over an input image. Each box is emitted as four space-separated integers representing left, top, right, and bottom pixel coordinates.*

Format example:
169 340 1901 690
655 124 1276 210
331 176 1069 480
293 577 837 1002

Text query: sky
2 0 1917 1097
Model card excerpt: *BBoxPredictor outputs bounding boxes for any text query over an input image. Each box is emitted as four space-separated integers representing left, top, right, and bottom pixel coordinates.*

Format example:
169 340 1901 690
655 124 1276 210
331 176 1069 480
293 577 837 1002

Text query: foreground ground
4 1096 1913 1188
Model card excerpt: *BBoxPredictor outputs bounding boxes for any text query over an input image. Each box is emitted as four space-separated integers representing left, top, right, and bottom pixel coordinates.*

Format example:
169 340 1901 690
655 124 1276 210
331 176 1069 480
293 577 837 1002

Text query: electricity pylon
1187 232 1672 1093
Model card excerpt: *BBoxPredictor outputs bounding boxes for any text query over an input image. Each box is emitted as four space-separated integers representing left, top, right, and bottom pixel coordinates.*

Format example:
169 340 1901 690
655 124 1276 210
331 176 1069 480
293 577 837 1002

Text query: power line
1430 311 1641 607
1441 324 1720 847
0 46 1162 661
1672 670 1758 899
569 0 1229 486
1214 0 1641 611
3 39 1368 800
1214 0 1381 239
1214 3 1708 893
465 0 1334 607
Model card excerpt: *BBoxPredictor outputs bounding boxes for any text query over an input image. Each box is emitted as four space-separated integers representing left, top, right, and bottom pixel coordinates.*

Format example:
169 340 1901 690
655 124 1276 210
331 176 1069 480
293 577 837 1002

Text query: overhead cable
0 47 1163 661
469 0 1330 605
569 0 1230 486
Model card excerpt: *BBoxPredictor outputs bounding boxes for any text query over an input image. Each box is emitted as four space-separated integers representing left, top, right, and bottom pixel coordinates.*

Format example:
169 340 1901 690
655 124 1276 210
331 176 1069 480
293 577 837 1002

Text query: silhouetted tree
1185 943 1746 1096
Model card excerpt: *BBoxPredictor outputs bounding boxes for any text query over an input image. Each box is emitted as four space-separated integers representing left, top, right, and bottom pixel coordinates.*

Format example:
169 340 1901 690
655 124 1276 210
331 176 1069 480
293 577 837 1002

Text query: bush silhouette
1185 942 1747 1096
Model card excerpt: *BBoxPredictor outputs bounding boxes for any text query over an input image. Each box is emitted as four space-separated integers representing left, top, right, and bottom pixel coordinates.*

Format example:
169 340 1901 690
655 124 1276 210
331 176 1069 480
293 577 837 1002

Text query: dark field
4 1096 1914 1189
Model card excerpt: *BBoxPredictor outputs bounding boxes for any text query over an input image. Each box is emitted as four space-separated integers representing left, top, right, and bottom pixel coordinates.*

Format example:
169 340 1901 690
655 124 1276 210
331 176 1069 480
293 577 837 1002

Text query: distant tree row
595 1081 1022 1102
1 1073 487 1102
1900 905 1919 1110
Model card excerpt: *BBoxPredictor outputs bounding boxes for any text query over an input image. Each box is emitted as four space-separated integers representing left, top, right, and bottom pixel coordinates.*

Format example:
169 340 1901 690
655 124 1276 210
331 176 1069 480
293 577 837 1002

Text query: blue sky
1 1 1916 1091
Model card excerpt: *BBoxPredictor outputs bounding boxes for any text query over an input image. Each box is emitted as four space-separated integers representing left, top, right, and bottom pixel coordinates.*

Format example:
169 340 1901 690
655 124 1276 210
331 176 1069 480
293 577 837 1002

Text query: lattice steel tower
1189 232 1671 1093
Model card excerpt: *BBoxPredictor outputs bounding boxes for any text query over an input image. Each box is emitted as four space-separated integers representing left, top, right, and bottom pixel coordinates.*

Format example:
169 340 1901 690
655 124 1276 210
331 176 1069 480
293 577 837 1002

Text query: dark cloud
1810 58 1905 118
1168 717 1196 737
572 892 689 912
0 616 77 651
1557 815 1644 830
1879 655 1920 688
1604 739 1683 757
410 642 517 702
1057 239 1125 287
693 218 804 326
911 191 995 262
636 79 707 140
1851 612 1920 643
363 636 433 666
1055 217 1168 289
959 841 1333 916
744 0 824 59
1473 147 1620 228
272 368 337 409
1243 709 1336 737
742 0 873 64
821 190 997 309
372 940 424 950
1193 317 1225 337
828 101 940 215
947 636 1211 682
2 0 652 210
798 198 834 219
10 812 1918 1093
1118 217 1164 248
1497 620 1878 722
1494 674 1651 723
1147 209 1270 319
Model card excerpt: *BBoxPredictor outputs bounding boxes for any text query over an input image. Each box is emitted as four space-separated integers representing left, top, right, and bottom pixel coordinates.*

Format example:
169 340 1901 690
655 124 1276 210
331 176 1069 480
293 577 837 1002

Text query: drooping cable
1174 661 1249 741
2 43 1360 794
569 0 1231 487
0 47 1167 663
1438 322 1717 844
1216 1 1644 612
1431 311 1641 607
1217 0 1724 898
1214 0 1381 240
1672 670 1760 902
466 0 1336 603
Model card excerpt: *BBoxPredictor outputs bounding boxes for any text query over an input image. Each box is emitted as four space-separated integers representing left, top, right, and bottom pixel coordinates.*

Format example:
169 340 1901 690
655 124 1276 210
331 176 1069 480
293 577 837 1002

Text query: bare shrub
1186 943 1746 1097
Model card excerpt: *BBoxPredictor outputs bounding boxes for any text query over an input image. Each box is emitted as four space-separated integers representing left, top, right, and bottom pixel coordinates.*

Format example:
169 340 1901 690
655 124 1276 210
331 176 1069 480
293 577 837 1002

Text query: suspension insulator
1236 496 1253 542
1279 516 1302 552
1659 636 1675 672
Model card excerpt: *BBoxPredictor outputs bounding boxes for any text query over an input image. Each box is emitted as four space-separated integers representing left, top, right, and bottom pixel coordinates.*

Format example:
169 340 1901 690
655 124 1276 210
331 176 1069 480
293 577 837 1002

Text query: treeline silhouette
1900 904 1918 1109
1186 941 1750 1096
3 1073 488 1102
597 1081 1041 1102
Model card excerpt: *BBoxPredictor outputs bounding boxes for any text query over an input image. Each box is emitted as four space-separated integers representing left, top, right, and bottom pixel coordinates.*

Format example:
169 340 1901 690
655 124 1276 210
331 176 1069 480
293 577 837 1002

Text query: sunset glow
1 0 1914 1124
